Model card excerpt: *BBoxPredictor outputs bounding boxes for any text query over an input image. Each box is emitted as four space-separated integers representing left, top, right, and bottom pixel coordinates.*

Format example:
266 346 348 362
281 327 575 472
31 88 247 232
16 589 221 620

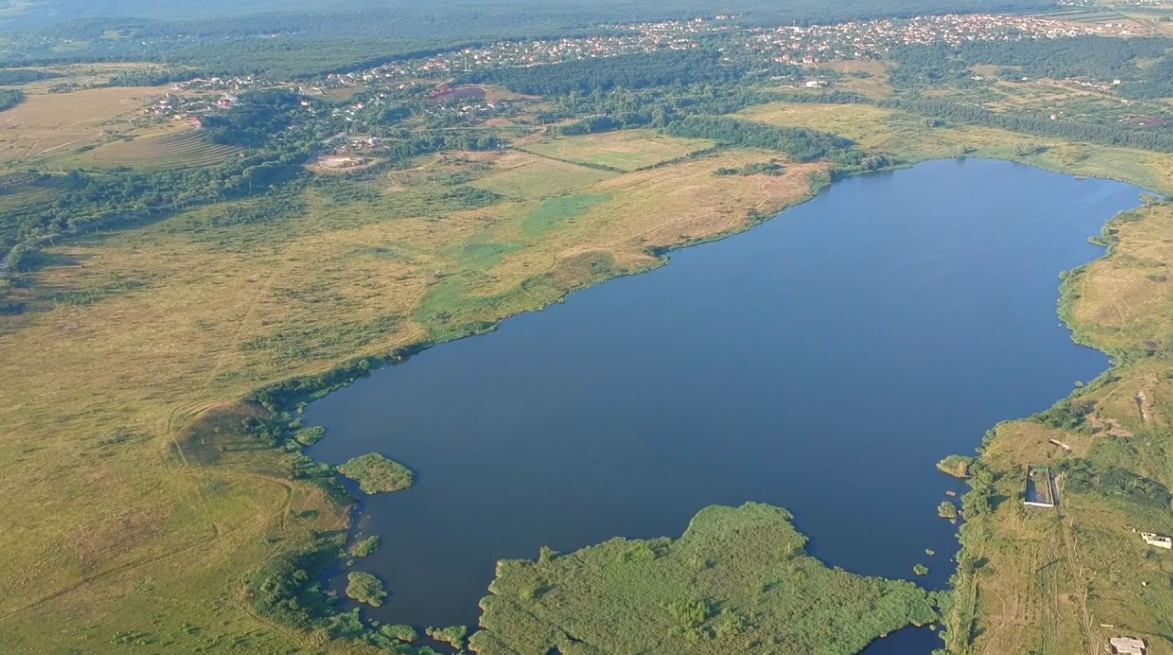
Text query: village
133 9 1153 132
321 11 1145 92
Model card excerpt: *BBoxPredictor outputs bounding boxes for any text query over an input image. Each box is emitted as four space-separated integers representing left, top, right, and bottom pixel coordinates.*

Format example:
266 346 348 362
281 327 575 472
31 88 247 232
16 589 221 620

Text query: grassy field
81 129 241 169
473 503 938 655
0 133 823 653
521 130 715 171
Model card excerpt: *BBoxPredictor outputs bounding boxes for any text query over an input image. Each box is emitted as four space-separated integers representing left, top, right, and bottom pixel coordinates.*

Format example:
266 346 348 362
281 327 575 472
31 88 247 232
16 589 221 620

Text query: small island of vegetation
336 453 414 494
472 503 939 655
351 535 380 558
936 455 974 479
345 571 388 607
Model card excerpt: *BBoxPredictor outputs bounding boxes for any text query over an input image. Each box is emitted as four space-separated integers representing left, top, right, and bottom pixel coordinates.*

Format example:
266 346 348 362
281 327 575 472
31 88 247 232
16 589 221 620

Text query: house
1109 636 1146 655
1141 533 1172 550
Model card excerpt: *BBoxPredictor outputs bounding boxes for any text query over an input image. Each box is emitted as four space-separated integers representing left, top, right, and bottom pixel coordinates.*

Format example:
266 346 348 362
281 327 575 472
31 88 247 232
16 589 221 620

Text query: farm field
520 130 715 171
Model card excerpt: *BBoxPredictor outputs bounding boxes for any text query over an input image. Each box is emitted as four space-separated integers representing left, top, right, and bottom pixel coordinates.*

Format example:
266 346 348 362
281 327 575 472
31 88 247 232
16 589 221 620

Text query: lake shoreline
246 156 1147 654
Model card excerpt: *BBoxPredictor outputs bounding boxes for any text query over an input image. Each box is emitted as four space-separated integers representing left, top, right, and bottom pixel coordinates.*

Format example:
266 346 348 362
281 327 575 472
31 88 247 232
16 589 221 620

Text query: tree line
0 90 25 112
879 97 1173 153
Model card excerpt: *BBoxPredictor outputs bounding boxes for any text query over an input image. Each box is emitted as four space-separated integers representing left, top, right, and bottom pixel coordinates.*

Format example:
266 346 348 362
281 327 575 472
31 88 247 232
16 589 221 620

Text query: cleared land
521 130 715 171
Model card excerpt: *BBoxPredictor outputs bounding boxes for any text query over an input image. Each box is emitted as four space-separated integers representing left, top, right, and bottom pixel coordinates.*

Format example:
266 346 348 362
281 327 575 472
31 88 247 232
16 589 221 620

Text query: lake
306 158 1142 652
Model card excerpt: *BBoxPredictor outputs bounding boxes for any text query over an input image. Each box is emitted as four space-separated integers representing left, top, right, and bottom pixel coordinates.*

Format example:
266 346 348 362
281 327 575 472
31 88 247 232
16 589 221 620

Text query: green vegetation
294 426 326 447
336 454 414 495
0 89 25 112
464 50 744 96
472 503 939 655
426 625 469 649
0 69 59 85
938 501 958 520
380 624 419 643
666 116 851 162
521 194 610 237
345 571 387 608
913 564 929 577
351 536 380 558
716 160 785 176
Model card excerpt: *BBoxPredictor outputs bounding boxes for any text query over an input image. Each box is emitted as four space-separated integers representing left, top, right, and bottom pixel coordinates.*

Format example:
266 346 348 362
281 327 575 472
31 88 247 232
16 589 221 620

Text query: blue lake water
306 158 1143 652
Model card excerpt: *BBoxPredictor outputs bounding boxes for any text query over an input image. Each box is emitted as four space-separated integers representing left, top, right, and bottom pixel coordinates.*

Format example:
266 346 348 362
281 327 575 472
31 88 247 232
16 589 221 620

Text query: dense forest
461 50 742 96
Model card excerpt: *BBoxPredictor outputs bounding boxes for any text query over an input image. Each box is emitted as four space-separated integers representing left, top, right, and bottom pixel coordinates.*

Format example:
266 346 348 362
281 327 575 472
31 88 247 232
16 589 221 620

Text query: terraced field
85 130 240 169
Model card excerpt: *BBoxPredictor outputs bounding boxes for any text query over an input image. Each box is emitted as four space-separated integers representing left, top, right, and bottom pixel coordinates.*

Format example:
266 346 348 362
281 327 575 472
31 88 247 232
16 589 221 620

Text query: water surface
307 159 1142 649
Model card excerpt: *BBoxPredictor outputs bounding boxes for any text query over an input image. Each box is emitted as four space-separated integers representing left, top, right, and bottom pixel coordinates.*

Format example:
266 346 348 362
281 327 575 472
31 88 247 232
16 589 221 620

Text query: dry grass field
520 130 715 171
0 136 825 653
821 60 895 99
0 86 165 169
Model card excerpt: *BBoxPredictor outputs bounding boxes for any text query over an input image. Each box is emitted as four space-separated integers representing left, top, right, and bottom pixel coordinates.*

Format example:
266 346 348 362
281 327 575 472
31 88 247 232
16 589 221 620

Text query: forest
889 36 1172 88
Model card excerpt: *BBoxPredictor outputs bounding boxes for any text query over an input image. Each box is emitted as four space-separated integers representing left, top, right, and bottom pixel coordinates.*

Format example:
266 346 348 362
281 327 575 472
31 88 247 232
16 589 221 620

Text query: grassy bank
942 203 1173 655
